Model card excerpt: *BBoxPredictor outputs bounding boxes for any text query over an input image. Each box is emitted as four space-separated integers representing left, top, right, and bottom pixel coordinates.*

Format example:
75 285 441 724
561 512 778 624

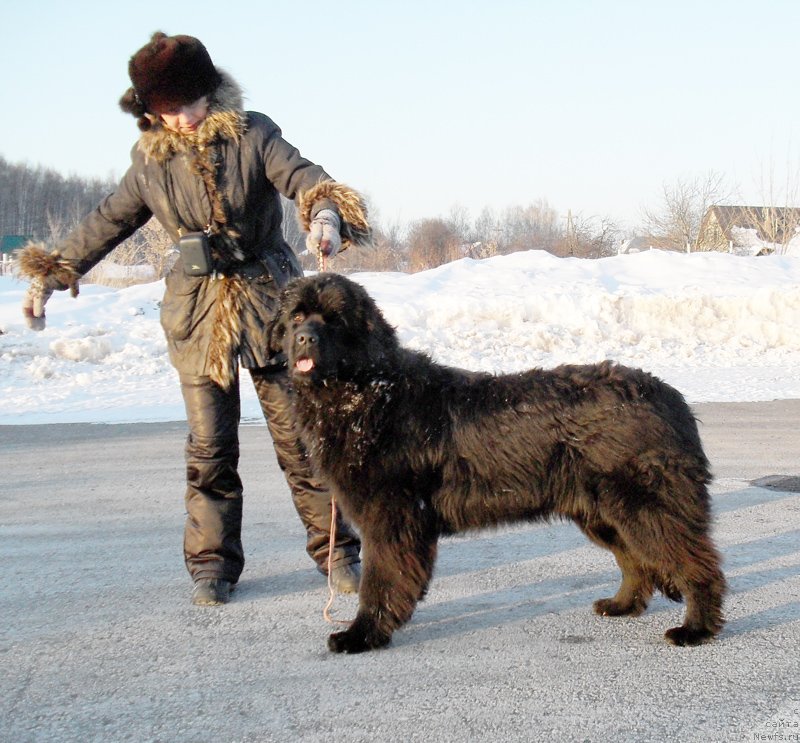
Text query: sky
2 249 799 425
3 1 800 232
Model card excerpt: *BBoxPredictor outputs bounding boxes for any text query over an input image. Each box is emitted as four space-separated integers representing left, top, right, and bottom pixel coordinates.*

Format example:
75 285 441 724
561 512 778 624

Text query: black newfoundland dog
271 274 726 654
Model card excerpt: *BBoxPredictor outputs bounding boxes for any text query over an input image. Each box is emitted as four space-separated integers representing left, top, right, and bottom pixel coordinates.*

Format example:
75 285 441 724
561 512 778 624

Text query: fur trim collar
137 70 246 163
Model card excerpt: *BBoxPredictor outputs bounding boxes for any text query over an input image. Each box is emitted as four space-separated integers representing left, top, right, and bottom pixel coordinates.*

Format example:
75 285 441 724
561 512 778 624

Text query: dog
270 273 726 654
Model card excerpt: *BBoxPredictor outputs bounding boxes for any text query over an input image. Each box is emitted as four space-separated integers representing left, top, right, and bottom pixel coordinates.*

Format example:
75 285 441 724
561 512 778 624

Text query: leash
316 245 352 626
323 498 351 626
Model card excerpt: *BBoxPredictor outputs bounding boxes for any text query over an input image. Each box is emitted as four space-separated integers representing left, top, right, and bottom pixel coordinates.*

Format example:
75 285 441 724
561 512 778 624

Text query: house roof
0 235 32 253
702 205 800 241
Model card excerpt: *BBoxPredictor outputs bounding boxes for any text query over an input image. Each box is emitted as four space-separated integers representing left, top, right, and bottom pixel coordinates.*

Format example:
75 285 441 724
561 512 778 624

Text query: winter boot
325 559 361 594
191 578 232 606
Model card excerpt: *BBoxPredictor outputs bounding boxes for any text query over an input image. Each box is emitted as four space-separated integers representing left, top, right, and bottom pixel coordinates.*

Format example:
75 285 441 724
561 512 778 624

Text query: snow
730 226 800 257
1 248 799 425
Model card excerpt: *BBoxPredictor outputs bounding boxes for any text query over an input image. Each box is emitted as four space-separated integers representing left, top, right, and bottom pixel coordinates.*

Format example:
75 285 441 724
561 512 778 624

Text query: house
0 235 30 275
0 235 31 255
697 206 800 254
617 235 676 254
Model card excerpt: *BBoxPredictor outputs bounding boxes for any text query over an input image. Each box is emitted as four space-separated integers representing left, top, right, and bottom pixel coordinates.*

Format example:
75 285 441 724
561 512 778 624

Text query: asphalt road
1 400 799 742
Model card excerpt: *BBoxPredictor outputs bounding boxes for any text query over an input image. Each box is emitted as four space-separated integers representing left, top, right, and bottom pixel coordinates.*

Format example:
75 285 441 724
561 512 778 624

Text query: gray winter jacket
21 73 369 387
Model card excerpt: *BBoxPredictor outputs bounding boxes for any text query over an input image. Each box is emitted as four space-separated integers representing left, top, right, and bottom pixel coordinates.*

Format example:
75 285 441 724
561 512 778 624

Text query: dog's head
270 274 398 384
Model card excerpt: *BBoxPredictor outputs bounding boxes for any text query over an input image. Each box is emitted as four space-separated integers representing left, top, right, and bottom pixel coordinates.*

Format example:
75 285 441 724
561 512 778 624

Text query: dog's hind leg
661 534 726 646
592 463 725 645
577 519 654 617
605 508 725 645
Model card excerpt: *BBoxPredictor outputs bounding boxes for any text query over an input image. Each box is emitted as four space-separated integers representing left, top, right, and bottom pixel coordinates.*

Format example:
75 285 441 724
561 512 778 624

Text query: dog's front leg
328 519 438 654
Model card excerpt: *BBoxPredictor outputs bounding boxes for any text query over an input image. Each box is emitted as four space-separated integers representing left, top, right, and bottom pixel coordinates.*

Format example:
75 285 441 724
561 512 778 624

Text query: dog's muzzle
293 326 319 374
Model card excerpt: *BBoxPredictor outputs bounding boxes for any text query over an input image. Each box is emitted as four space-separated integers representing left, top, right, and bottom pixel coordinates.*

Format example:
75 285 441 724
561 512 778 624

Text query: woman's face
158 96 209 134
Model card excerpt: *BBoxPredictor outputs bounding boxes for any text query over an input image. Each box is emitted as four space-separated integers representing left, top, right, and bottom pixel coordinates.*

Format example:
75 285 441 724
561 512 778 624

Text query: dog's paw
664 625 714 647
328 630 367 654
593 597 646 617
327 628 391 654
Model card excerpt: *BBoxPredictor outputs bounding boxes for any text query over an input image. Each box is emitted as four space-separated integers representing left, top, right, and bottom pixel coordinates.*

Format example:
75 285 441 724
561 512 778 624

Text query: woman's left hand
306 209 342 258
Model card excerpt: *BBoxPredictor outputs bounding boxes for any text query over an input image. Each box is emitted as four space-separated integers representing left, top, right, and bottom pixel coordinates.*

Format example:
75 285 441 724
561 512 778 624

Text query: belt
212 258 272 280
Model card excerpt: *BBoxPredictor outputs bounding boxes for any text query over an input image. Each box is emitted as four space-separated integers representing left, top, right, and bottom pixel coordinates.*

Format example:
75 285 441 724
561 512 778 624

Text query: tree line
0 156 116 242
2 155 792 282
0 154 624 276
292 199 624 275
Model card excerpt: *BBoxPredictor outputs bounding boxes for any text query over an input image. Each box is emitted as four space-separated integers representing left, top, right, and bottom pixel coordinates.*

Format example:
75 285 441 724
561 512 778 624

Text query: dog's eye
323 310 347 328
292 312 305 324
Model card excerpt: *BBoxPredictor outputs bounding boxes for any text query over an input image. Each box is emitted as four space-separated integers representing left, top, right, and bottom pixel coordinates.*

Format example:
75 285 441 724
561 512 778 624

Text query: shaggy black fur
271 274 726 654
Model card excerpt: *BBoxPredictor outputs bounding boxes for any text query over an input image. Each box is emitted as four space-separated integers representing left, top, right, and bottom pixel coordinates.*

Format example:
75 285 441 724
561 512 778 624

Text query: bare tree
83 219 175 286
553 211 621 258
446 204 471 244
356 218 407 271
498 199 561 254
586 215 622 258
0 156 115 240
406 218 461 272
642 171 731 251
739 154 800 253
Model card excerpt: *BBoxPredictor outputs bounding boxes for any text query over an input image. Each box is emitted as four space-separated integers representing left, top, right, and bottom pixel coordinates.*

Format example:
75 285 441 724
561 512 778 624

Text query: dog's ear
364 304 398 346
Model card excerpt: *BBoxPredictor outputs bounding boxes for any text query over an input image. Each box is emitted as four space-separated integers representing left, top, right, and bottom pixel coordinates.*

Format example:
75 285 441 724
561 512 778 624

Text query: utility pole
566 210 576 257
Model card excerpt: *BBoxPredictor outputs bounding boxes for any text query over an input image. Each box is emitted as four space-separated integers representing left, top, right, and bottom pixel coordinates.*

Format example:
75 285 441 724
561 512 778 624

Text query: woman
18 32 369 606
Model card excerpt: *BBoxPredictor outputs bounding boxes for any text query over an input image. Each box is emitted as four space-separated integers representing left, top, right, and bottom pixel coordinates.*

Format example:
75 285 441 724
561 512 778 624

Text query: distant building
697 206 800 254
0 235 31 255
617 236 676 254
0 235 30 274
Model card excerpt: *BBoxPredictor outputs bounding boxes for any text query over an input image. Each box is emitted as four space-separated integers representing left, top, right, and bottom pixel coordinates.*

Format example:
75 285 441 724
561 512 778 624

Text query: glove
22 277 53 331
305 209 342 259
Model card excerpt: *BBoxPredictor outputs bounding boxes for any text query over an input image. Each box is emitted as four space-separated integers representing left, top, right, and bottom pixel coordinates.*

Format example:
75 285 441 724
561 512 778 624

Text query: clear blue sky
3 0 799 231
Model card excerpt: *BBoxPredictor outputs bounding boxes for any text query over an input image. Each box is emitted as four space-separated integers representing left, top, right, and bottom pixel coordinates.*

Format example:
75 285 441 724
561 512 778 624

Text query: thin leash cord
323 497 350 625
318 246 350 626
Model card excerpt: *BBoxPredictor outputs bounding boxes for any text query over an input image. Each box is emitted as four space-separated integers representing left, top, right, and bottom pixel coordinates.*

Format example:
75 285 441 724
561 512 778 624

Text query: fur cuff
298 181 371 250
16 243 81 297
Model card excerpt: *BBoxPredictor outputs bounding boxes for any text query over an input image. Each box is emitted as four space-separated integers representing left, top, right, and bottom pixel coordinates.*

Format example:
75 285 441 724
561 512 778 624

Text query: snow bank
1 249 798 424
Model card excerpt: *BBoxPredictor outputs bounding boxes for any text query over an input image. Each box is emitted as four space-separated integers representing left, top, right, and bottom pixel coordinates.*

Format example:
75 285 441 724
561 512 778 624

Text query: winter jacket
18 72 370 387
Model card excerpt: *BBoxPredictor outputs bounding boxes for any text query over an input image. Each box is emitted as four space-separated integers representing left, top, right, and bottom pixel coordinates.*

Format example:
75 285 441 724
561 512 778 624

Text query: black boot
191 578 232 606
321 559 361 594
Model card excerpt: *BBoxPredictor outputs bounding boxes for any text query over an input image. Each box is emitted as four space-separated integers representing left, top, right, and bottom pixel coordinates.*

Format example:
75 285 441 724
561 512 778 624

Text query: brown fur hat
119 32 222 130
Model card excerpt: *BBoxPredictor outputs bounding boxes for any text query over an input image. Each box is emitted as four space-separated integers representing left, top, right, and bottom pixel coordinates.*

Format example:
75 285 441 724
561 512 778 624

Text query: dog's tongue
296 357 314 373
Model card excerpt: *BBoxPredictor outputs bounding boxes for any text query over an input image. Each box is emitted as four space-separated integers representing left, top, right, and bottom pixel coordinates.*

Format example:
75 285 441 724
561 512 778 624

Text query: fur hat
119 32 222 130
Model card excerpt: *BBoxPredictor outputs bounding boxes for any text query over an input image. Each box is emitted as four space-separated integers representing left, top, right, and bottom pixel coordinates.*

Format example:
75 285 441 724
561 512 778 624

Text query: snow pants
179 366 361 584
